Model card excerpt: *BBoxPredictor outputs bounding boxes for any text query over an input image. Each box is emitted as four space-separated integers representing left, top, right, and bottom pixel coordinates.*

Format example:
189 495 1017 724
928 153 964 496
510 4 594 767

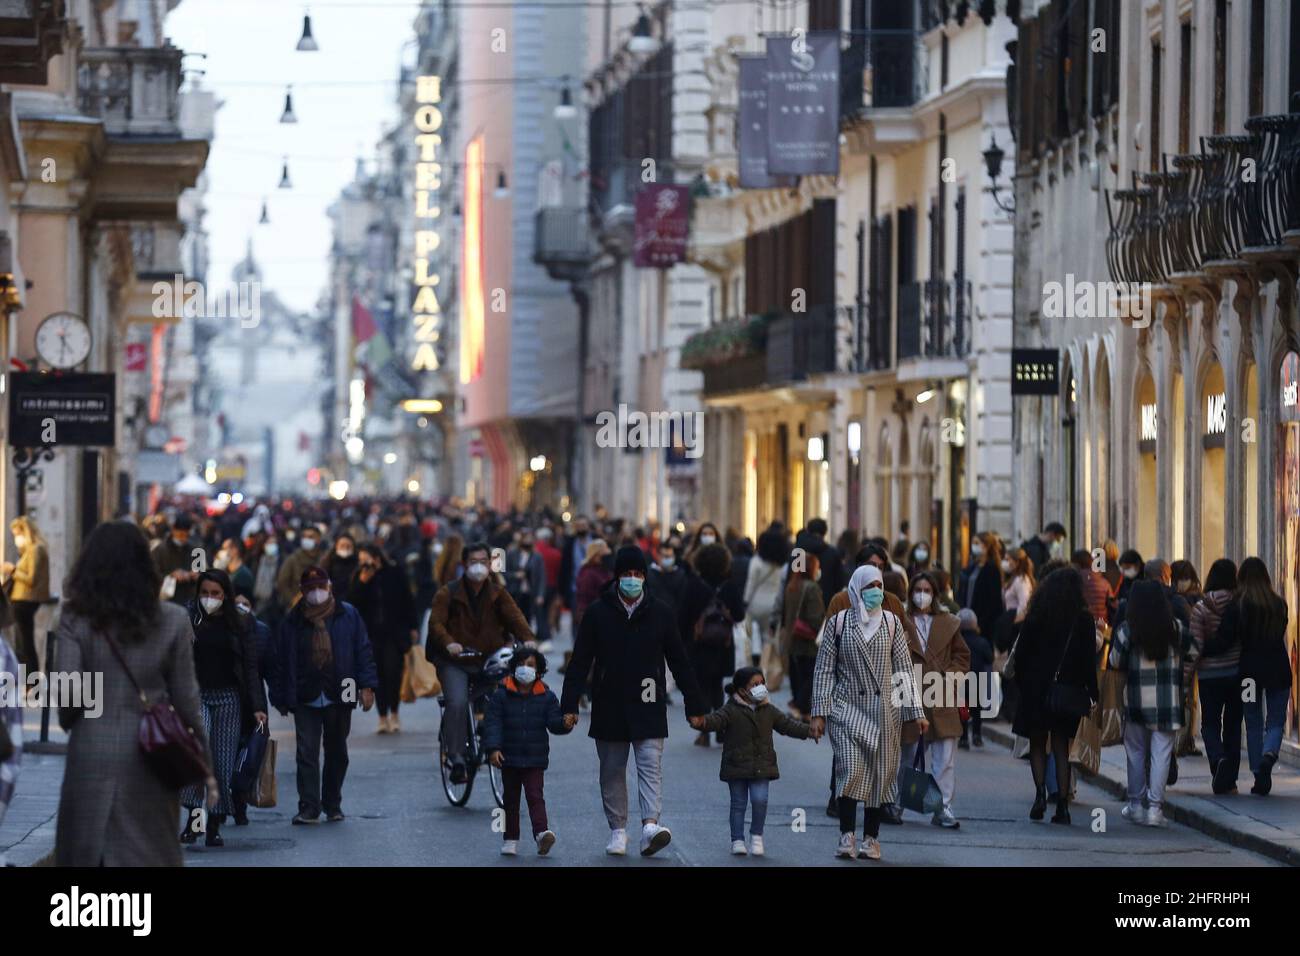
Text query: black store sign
9 372 116 447
1011 348 1060 396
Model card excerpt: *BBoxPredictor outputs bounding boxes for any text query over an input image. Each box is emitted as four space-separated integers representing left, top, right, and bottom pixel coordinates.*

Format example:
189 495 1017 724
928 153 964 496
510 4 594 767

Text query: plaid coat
813 608 924 805
1108 619 1192 732
0 638 21 836
55 603 209 866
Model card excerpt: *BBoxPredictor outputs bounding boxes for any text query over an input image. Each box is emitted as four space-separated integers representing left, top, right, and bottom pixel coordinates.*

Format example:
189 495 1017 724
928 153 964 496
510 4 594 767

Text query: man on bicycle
427 541 535 783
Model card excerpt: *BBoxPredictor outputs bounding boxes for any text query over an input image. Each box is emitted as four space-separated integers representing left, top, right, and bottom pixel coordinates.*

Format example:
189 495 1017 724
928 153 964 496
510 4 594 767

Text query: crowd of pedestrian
0 495 1294 864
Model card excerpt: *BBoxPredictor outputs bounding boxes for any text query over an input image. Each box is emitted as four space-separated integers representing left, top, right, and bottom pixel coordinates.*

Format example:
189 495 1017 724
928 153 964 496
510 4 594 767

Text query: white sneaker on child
749 835 765 857
731 839 748 855
500 840 517 856
536 830 556 855
605 828 627 855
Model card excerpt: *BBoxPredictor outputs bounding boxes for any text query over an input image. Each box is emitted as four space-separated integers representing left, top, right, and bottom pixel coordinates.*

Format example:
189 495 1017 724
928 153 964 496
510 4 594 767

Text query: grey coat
812 608 923 805
55 603 209 867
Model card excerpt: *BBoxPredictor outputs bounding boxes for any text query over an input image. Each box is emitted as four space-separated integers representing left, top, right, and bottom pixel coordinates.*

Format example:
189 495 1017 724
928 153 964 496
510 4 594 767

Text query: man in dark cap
269 565 378 824
561 545 707 857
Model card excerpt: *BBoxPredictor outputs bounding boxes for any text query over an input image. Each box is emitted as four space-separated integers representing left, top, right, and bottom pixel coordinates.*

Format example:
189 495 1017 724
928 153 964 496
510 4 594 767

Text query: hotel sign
411 75 443 374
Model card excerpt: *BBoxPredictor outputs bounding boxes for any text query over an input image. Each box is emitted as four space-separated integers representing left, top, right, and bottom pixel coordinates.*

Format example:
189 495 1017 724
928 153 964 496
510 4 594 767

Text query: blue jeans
1197 676 1242 779
727 779 770 841
1244 686 1289 771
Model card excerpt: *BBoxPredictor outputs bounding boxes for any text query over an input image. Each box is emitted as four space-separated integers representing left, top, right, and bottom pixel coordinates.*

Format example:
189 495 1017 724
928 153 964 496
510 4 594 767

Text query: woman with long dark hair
347 542 417 733
180 569 268 847
55 521 212 866
1109 580 1192 827
1010 567 1098 824
680 542 747 746
1190 558 1240 793
1204 557 1291 795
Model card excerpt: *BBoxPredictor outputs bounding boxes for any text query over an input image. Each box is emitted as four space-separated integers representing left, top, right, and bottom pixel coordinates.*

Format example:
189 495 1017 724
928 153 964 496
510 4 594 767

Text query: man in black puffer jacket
482 647 571 856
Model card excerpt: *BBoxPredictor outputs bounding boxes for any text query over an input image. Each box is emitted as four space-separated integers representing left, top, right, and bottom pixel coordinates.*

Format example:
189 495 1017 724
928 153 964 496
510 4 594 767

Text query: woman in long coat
900 571 970 828
56 521 213 867
811 564 926 862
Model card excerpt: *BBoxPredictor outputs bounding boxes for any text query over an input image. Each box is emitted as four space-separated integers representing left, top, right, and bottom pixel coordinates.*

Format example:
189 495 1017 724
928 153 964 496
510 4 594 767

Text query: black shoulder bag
1046 622 1093 720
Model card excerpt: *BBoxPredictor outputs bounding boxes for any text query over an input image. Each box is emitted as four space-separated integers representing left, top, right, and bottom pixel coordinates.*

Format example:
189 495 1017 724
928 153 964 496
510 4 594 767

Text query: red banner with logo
633 184 689 268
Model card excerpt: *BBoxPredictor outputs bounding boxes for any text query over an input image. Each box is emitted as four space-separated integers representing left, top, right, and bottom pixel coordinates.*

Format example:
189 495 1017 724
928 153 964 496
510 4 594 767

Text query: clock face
35 312 92 369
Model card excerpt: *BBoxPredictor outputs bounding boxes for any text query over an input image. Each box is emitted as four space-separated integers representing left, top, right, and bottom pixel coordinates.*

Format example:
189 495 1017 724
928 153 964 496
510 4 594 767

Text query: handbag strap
913 731 925 770
1051 621 1076 682
101 627 150 707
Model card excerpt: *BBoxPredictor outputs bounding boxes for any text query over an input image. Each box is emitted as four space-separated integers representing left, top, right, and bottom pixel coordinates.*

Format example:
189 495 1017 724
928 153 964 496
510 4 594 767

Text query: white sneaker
640 823 672 856
749 835 765 857
605 828 628 856
857 836 882 861
1121 803 1146 825
536 830 556 855
731 839 748 855
1143 807 1168 828
500 840 517 856
835 832 857 859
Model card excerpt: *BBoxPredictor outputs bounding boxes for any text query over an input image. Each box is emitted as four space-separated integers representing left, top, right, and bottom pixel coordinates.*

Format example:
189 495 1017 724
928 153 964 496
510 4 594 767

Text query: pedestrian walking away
692 666 813 856
482 646 573 856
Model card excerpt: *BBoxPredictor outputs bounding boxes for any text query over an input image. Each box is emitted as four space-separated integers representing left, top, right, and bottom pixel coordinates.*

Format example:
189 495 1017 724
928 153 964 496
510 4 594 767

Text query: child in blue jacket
483 646 572 856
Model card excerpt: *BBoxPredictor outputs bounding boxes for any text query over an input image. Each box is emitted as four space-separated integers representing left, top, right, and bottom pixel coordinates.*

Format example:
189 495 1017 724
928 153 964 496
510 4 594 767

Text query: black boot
1051 797 1071 825
180 817 200 845
1029 786 1047 821
206 814 225 847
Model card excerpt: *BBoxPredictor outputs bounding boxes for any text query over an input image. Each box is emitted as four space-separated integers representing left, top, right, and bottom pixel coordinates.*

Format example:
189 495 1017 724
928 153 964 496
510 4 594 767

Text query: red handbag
103 629 211 789
790 584 819 641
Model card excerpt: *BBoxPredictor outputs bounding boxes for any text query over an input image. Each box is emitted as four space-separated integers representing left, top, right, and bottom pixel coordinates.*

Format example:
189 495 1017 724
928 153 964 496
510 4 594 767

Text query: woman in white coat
811 564 926 861
742 529 788 673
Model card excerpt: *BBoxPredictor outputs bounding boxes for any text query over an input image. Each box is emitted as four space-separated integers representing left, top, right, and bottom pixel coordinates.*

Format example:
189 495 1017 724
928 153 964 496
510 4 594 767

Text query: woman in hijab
811 564 926 861
180 569 267 847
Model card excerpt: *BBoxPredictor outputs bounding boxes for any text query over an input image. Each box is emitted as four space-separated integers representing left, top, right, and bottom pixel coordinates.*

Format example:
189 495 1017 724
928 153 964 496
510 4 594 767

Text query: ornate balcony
766 304 842 385
78 46 184 138
840 30 927 118
1106 112 1300 286
533 207 589 282
897 278 971 364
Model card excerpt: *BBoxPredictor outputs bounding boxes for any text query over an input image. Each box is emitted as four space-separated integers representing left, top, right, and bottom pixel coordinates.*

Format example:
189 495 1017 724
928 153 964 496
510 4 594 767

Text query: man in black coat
1019 521 1067 576
799 518 845 606
560 546 707 858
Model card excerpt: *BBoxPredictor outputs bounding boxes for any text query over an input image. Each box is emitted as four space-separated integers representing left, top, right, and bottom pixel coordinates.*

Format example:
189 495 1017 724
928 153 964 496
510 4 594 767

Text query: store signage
1140 403 1158 443
411 74 443 373
8 372 115 446
1205 392 1227 435
737 55 793 190
1281 352 1300 423
1010 348 1059 396
124 342 147 372
633 184 690 268
765 33 841 176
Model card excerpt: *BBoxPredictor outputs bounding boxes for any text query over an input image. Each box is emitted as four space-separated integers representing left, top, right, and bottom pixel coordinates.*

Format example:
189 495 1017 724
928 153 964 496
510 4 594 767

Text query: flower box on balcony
680 313 772 370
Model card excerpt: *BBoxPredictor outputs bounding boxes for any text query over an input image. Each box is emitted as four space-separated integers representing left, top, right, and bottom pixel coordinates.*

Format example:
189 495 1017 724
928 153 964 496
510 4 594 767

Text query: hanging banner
766 32 841 177
633 183 690 268
738 55 794 190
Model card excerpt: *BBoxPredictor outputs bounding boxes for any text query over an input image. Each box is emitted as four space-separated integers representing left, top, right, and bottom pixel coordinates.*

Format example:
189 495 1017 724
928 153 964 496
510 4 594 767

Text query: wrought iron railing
1106 112 1300 284
767 304 841 384
533 207 589 279
77 46 184 137
897 278 971 362
841 30 928 120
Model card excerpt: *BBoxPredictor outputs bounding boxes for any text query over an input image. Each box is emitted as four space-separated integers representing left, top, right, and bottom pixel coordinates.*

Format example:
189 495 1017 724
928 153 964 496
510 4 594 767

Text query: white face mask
235 602 252 616
13 535 28 550
912 591 933 611
213 552 232 570
514 665 536 684
200 596 224 614
336 547 354 559
1000 558 1014 574
305 588 330 606
971 543 984 558
264 543 279 556
914 548 928 563
300 538 318 551
1122 566 1138 580
748 684 769 704
659 556 676 570
1049 540 1064 559
698 534 716 547
466 562 489 583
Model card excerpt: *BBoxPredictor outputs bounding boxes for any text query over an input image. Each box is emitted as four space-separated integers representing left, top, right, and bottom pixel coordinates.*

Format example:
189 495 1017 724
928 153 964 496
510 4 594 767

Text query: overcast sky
167 0 420 313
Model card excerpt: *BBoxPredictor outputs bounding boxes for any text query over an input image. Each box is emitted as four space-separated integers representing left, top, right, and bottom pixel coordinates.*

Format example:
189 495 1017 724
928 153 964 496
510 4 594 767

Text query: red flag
352 296 377 343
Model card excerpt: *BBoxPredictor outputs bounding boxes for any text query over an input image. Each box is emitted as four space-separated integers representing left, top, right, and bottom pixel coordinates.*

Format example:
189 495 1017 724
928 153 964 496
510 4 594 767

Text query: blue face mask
861 586 884 611
618 576 644 599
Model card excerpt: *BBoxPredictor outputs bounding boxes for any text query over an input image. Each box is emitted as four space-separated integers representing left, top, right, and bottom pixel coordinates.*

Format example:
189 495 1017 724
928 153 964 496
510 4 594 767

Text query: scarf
846 564 885 635
301 594 336 670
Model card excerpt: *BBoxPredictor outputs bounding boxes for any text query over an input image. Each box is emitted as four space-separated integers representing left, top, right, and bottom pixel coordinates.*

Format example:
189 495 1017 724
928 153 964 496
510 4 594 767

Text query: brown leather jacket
427 576 535 661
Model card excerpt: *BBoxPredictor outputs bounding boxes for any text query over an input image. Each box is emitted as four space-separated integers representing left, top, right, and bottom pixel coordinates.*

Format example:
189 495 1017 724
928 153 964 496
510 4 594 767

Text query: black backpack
694 586 735 647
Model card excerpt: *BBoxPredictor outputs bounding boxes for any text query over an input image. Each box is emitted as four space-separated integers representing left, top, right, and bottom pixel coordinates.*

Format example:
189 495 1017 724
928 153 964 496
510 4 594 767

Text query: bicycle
437 647 511 808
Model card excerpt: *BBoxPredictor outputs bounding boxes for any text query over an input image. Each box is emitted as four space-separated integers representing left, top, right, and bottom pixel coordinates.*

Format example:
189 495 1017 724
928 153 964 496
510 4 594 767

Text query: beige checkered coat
812 608 924 805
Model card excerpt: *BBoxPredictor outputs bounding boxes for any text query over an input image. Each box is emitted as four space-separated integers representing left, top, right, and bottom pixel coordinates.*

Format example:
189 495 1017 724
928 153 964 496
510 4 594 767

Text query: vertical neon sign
461 135 485 384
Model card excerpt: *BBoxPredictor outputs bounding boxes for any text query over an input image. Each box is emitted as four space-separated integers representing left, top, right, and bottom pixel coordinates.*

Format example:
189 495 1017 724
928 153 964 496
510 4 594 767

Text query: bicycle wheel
438 704 473 806
488 757 505 809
